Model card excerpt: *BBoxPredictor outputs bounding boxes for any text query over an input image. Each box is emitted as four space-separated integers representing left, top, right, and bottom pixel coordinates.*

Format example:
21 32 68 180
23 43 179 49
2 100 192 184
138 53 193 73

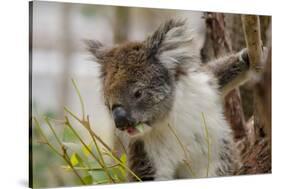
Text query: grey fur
87 18 247 181
207 49 250 95
145 19 200 71
128 140 155 181
84 39 105 60
217 139 238 176
145 19 186 57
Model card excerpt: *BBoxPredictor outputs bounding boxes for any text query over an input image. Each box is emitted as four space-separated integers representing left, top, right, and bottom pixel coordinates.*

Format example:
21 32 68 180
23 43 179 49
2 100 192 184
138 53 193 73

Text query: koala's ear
84 39 105 62
145 19 198 69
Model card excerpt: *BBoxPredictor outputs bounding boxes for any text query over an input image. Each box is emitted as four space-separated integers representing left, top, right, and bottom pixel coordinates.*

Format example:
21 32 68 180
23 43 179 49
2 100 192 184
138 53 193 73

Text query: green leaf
83 175 93 185
119 166 126 178
82 143 92 157
70 153 83 166
110 167 125 182
62 126 77 142
120 153 127 164
135 124 144 133
90 171 107 183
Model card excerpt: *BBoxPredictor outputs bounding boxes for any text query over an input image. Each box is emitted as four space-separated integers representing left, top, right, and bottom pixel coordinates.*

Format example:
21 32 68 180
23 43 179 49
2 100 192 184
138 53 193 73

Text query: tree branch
241 15 263 72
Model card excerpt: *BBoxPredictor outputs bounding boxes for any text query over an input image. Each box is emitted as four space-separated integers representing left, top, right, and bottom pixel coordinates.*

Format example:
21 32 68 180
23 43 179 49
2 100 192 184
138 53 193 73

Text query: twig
33 117 62 157
61 146 86 185
45 117 87 183
241 15 263 72
64 107 141 181
66 80 142 182
201 112 211 177
167 124 196 178
64 107 117 157
64 116 115 183
45 117 64 147
102 150 142 181
62 163 121 171
45 116 66 124
64 110 141 181
32 117 86 185
85 115 115 183
71 78 86 121
114 132 128 155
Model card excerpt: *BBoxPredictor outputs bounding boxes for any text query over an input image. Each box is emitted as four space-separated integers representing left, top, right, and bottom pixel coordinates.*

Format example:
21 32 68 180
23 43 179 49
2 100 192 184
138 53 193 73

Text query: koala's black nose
112 105 131 129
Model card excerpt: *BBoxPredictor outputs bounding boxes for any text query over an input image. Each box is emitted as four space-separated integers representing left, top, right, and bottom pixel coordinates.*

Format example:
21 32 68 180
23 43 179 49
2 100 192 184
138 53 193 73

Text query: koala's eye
134 89 142 99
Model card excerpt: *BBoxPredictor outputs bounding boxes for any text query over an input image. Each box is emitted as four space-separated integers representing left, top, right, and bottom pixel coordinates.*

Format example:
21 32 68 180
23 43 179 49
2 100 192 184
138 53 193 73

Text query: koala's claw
239 48 250 67
239 47 269 72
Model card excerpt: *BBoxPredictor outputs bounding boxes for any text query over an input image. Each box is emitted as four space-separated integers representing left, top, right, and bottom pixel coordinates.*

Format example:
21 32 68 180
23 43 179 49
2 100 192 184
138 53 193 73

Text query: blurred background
31 1 206 187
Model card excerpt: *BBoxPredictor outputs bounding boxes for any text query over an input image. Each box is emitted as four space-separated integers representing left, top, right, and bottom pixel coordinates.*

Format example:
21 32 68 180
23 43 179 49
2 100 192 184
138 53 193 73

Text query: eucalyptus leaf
90 171 107 183
82 143 92 157
120 153 127 164
62 126 77 142
83 175 93 185
135 124 144 133
70 153 83 166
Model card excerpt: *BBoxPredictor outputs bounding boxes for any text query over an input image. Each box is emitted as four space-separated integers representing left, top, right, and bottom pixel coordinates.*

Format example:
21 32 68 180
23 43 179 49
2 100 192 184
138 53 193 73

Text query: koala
86 19 249 181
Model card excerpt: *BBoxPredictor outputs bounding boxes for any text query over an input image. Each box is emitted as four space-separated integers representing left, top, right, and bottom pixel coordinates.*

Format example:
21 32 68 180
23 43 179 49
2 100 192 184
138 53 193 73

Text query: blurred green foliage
32 79 140 188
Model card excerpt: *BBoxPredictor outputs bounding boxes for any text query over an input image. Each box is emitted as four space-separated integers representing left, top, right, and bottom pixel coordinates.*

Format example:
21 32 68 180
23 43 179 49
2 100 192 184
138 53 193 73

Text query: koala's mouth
119 122 151 136
121 126 137 135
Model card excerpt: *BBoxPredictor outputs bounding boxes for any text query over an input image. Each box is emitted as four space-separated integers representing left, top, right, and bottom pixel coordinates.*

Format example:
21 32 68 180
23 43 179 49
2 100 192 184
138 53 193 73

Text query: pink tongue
127 127 134 134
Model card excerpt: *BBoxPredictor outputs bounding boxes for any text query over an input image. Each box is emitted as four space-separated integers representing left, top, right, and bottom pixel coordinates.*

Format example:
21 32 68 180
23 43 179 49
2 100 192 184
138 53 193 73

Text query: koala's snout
112 105 134 129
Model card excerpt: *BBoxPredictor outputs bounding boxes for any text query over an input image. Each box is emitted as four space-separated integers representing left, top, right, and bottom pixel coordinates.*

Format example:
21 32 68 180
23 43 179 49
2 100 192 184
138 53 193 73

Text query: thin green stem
45 117 87 182
45 116 66 124
33 117 62 157
62 146 86 185
71 78 85 121
32 117 86 185
64 107 82 124
103 150 142 181
64 116 115 183
114 131 127 155
85 115 115 183
201 112 211 177
45 117 63 146
64 116 102 165
64 107 117 157
64 107 140 181
62 163 121 171
167 124 196 178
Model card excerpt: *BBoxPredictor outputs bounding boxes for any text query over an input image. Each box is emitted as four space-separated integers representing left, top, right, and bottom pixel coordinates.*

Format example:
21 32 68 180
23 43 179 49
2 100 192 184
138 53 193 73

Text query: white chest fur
141 70 235 179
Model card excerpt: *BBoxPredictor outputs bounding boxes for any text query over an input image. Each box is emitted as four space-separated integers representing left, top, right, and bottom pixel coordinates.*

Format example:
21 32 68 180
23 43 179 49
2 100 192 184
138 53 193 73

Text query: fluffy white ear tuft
145 19 199 70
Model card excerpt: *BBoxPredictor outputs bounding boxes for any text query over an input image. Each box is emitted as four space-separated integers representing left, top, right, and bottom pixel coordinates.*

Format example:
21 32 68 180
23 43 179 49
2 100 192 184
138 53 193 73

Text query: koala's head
87 19 198 136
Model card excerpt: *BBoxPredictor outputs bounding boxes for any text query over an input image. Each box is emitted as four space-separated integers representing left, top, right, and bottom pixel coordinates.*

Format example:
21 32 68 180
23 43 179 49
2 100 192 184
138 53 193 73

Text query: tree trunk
236 15 272 175
225 14 254 122
201 13 247 141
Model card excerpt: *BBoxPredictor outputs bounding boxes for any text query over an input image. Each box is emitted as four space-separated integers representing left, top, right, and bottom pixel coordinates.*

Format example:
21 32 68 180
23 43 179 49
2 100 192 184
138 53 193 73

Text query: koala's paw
238 48 250 67
239 47 269 71
261 46 269 65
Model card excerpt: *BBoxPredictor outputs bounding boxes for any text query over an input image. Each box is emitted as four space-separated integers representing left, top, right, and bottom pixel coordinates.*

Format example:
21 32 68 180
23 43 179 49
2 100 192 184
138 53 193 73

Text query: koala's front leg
206 49 250 96
127 140 156 181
